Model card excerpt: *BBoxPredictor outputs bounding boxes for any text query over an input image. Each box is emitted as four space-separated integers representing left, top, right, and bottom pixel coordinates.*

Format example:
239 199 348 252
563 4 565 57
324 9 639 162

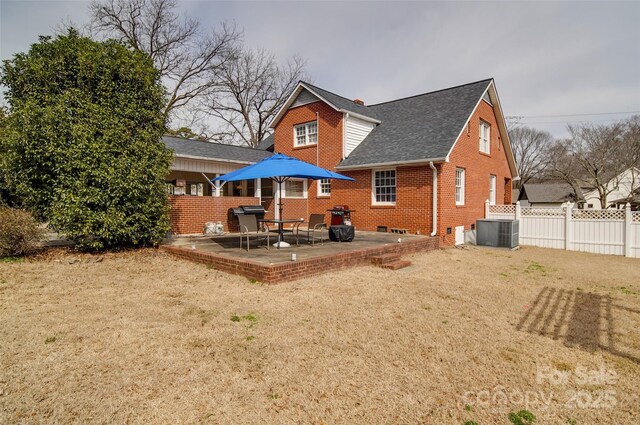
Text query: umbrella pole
278 179 283 223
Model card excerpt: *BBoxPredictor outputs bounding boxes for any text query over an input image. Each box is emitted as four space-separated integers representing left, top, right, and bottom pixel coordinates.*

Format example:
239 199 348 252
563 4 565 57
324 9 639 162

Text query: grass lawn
1 246 639 424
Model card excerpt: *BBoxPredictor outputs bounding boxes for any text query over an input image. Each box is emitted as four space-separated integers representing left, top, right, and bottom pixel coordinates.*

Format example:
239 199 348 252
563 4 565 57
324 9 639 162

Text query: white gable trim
444 80 519 179
268 82 380 129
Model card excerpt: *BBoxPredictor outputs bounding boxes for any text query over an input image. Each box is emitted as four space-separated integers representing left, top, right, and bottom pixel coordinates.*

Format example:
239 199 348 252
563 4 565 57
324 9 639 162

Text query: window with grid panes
373 170 396 204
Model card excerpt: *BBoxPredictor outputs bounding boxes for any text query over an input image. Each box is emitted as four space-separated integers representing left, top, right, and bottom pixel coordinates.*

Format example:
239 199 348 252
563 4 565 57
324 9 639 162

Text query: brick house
263 79 518 245
165 78 518 245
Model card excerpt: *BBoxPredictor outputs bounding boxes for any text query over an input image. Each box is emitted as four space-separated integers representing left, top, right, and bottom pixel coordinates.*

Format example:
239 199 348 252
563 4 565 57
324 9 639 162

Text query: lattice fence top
489 205 516 214
633 212 640 223
521 208 564 217
572 209 625 221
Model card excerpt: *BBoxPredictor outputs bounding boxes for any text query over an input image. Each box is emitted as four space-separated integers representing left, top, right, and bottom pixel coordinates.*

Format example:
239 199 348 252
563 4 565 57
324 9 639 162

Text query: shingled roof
338 79 493 168
256 134 274 151
519 183 583 204
163 136 272 164
301 82 380 121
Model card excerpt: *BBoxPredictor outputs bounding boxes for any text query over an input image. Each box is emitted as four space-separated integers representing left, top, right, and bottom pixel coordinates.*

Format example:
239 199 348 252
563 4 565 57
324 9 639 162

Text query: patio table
259 218 304 248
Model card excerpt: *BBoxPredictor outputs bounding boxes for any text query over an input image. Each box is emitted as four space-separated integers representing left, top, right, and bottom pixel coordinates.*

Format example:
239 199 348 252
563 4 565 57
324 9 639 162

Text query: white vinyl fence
485 201 640 258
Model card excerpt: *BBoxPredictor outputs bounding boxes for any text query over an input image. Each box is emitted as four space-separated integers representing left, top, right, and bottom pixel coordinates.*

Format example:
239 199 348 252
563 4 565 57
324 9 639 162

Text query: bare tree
508 125 554 186
549 117 640 208
202 48 308 148
89 0 240 123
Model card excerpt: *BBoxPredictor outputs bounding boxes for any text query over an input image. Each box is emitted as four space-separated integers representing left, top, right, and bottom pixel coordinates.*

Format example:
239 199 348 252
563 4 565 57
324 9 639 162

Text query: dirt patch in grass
1 246 639 423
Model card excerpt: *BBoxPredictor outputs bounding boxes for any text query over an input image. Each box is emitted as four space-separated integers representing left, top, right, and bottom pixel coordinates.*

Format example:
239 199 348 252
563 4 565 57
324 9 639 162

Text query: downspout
316 111 320 166
429 162 438 236
343 113 349 159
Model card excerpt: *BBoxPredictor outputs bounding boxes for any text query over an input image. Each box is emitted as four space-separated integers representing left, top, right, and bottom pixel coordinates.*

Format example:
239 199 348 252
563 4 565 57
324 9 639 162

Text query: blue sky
2 0 639 138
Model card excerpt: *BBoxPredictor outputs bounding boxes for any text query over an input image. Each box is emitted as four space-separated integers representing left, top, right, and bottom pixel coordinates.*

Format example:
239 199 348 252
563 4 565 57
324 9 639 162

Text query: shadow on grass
516 287 639 364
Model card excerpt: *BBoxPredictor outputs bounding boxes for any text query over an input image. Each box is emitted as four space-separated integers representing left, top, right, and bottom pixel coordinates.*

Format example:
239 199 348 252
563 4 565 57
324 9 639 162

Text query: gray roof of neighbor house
338 79 493 168
162 136 272 164
256 134 274 151
519 183 583 204
301 81 380 121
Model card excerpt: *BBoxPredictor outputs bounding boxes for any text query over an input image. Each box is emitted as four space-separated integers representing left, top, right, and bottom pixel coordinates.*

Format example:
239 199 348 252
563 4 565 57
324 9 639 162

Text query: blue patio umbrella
214 153 355 221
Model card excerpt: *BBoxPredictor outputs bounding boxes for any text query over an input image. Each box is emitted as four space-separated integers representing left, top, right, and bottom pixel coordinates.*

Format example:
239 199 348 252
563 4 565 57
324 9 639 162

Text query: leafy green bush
0 29 170 250
0 207 44 257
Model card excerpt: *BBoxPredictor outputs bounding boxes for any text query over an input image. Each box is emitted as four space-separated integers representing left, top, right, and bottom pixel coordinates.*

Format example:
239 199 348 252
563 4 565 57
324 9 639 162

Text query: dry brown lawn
1 246 639 424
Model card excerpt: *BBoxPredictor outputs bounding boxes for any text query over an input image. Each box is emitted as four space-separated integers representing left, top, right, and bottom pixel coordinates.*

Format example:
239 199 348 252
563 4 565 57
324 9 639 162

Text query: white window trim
317 178 331 197
455 168 465 206
282 178 308 199
293 121 318 147
371 168 397 206
489 174 497 205
479 120 491 154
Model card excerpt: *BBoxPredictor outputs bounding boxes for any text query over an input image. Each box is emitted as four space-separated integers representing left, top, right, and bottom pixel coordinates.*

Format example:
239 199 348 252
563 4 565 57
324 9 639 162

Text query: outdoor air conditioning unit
476 219 519 249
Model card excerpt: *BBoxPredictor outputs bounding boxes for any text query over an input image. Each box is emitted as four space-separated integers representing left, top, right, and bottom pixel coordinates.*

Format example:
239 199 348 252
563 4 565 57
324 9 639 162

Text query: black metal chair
238 214 270 251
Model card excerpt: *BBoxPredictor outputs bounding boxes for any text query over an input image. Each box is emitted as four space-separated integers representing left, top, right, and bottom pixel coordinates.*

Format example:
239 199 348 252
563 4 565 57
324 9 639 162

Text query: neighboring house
265 79 518 245
610 188 640 210
581 167 640 209
517 183 582 208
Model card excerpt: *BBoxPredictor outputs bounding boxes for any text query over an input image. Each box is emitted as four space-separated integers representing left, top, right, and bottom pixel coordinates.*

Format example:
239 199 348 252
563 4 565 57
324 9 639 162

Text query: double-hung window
373 169 396 205
294 121 318 146
489 174 497 205
455 168 465 205
479 120 491 154
318 178 331 196
284 179 307 198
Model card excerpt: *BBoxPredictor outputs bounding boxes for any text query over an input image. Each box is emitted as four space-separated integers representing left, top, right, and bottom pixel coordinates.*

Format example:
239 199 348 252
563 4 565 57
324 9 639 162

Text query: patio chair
238 214 270 251
290 213 327 246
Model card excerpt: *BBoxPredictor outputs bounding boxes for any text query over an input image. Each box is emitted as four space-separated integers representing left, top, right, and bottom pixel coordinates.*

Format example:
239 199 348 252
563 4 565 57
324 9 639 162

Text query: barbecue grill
229 205 267 222
328 205 353 226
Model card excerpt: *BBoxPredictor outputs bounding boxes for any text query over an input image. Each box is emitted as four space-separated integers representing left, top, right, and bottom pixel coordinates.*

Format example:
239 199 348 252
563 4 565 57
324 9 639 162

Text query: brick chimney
354 99 364 105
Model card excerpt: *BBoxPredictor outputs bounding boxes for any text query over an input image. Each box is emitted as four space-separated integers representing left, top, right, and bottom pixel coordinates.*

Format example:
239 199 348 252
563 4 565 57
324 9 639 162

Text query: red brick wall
438 100 513 245
169 195 259 234
161 235 439 284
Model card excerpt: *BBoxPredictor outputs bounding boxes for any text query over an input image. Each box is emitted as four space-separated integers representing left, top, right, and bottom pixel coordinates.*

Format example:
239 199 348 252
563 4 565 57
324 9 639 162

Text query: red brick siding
169 195 259 234
438 100 513 245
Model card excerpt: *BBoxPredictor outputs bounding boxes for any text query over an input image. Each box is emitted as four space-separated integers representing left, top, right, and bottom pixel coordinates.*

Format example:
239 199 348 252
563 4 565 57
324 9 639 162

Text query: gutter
172 154 266 165
338 109 381 124
429 161 438 236
336 157 448 171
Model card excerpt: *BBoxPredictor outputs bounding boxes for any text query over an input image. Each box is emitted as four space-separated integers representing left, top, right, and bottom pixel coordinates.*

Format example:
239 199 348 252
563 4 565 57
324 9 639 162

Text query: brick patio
160 231 439 283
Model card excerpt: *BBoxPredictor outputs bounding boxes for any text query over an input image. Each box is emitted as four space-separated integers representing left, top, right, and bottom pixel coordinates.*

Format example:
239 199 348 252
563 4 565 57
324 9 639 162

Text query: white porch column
214 174 221 197
255 179 261 200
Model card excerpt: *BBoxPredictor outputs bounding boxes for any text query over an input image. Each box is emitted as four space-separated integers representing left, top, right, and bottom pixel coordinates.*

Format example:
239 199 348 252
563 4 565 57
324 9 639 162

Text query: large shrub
0 207 44 257
0 29 171 250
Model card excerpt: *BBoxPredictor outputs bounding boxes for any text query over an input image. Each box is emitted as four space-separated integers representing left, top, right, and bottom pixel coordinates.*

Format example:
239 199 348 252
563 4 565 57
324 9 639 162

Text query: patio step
370 253 401 265
380 260 413 270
